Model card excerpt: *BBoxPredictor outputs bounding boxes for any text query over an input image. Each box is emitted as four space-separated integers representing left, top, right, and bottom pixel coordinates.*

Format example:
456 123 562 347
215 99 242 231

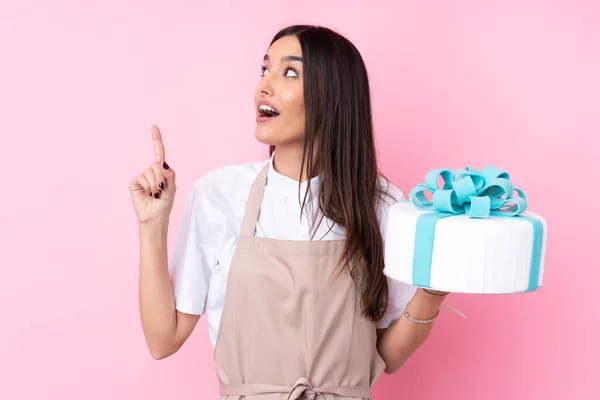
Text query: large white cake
383 166 548 295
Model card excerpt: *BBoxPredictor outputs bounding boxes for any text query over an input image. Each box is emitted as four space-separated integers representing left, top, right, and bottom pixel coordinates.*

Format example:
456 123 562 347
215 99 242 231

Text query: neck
272 144 318 183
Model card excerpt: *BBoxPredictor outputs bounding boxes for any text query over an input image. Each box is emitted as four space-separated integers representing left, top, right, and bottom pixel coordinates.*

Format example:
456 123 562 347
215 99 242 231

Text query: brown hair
268 25 395 322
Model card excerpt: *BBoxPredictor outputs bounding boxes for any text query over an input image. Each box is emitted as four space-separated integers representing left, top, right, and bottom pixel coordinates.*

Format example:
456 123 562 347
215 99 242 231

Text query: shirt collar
266 151 321 195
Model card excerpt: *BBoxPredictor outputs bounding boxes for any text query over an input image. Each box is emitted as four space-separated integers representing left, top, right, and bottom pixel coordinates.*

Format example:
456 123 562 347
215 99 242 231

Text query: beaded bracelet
402 307 440 324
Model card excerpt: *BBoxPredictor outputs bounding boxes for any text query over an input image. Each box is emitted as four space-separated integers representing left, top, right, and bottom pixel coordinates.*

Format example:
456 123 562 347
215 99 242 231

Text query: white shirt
168 153 417 347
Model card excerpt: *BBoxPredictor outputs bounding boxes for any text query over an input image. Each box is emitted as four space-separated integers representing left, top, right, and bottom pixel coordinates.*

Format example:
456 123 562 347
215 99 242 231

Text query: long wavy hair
268 25 395 323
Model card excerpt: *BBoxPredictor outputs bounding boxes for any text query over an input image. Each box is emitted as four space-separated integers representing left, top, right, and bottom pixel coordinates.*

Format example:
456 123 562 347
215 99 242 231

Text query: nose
257 74 274 96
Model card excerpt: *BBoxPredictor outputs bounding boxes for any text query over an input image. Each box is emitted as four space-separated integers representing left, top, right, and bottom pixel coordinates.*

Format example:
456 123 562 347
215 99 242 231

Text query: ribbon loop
433 189 461 214
452 175 477 204
465 196 491 218
409 166 527 219
424 168 454 190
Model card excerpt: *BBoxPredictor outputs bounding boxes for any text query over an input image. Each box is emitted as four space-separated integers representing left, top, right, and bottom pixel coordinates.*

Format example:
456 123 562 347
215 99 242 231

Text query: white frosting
383 202 548 294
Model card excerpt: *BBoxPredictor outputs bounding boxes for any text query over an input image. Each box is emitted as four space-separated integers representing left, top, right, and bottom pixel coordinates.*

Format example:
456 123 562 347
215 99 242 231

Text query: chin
254 125 287 146
254 128 277 146
255 123 304 147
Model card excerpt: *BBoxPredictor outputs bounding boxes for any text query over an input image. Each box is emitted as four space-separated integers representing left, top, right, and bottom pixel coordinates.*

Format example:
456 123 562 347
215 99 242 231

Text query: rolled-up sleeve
376 178 418 329
168 178 218 315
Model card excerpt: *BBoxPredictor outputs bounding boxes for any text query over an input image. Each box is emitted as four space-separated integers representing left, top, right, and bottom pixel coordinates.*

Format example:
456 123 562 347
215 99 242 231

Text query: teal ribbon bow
408 166 527 218
406 166 543 292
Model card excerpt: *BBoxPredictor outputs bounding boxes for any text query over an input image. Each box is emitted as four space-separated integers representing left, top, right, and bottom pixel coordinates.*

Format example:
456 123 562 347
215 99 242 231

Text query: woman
130 25 449 399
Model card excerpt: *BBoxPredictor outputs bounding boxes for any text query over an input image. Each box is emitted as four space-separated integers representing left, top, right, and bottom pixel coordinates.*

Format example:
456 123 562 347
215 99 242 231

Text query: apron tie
220 377 371 399
288 377 319 399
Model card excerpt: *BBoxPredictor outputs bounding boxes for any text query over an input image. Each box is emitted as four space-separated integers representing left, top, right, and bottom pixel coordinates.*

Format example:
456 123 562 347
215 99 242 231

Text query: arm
138 220 200 360
376 288 446 374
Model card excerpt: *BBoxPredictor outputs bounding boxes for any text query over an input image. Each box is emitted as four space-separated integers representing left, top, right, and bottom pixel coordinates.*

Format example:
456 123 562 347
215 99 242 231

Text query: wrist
407 289 446 319
415 288 447 302
139 219 169 236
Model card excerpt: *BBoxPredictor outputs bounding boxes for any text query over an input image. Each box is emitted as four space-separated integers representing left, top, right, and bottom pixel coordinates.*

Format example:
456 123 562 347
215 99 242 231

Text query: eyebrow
263 54 303 63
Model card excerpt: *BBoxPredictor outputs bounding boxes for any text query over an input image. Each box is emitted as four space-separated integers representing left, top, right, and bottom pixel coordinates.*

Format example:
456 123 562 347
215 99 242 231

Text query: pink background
1 1 598 399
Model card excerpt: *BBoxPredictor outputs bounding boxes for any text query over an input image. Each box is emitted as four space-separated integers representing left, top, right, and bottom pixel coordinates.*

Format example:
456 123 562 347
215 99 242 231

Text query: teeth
259 104 278 113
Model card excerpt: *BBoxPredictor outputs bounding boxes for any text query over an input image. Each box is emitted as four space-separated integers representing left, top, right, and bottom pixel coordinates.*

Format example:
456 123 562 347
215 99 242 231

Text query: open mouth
257 104 281 120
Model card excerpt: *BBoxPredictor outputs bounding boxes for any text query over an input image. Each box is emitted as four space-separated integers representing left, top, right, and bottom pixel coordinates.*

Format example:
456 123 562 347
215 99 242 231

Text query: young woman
130 25 449 399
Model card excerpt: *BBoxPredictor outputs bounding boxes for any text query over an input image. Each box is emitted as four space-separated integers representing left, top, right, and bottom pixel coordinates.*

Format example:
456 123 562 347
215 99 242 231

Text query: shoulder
184 159 268 223
190 159 268 201
374 176 405 239
375 175 405 214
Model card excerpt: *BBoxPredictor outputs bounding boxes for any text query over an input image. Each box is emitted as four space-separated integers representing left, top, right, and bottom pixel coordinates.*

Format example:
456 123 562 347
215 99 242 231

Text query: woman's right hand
129 125 177 224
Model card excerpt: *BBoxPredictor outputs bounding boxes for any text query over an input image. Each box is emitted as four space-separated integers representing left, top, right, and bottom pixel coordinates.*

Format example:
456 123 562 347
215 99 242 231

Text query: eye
260 66 269 76
285 68 298 77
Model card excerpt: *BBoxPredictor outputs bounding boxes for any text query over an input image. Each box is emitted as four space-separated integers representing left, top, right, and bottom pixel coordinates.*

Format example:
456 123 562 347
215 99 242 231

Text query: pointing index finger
152 125 166 162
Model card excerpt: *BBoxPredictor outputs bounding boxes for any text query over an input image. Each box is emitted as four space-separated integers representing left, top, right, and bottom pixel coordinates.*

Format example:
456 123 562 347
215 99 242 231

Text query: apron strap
220 377 372 399
240 163 270 237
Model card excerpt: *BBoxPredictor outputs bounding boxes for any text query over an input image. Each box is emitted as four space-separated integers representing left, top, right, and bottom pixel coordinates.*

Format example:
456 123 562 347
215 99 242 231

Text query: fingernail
163 161 170 170
159 182 164 190
154 192 160 199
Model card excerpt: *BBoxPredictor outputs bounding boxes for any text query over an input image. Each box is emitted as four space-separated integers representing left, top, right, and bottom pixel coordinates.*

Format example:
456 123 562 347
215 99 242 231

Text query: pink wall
1 1 598 399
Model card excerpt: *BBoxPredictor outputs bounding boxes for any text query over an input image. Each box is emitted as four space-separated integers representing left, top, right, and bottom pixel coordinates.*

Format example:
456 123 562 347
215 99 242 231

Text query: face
254 35 305 148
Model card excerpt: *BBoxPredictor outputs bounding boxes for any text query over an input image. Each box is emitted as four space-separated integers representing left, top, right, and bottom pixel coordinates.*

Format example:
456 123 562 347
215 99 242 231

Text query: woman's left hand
421 288 450 296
